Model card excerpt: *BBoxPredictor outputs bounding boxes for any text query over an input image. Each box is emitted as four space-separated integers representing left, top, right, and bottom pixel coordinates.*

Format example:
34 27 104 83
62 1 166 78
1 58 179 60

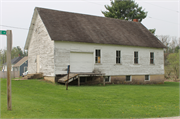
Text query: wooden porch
57 72 105 86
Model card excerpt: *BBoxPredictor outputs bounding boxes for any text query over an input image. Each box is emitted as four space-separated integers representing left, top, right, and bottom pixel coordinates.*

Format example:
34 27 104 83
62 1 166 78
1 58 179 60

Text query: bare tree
169 37 178 53
158 35 170 53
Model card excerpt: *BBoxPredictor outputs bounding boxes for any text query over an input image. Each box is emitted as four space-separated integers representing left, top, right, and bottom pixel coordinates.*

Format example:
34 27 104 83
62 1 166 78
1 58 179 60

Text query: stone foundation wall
69 75 164 85
111 75 164 84
44 76 55 83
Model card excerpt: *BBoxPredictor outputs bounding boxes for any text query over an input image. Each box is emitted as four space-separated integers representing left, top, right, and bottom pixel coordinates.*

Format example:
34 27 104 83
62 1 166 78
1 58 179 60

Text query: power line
81 1 179 25
144 2 179 13
81 0 104 6
0 16 178 32
0 25 29 30
148 16 178 24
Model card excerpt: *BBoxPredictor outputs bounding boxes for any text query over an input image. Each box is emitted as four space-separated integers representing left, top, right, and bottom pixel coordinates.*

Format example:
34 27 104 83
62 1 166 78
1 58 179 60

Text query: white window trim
94 49 102 64
126 75 132 82
116 50 121 64
24 66 28 72
104 76 111 83
134 51 139 64
145 75 150 81
150 52 155 65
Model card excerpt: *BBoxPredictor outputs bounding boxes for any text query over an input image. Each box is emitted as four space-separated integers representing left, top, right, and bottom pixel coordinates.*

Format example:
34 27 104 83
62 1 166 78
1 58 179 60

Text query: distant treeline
158 35 180 80
0 46 28 69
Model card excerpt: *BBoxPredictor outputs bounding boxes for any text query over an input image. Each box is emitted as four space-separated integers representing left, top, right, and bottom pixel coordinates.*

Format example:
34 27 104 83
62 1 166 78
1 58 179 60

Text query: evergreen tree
102 0 147 22
148 29 156 35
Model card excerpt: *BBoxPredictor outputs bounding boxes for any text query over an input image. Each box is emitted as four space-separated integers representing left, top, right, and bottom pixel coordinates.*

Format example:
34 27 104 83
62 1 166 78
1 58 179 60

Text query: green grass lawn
1 78 179 118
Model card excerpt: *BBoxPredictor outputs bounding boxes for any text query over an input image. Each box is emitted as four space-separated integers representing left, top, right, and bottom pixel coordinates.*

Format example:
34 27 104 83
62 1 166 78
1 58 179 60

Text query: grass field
1 78 179 118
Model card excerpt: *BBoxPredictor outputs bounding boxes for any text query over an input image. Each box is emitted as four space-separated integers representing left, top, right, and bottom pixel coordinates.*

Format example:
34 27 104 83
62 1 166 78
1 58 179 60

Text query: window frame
95 49 101 64
145 75 150 81
116 50 121 64
24 66 28 72
134 51 138 64
126 75 132 81
150 52 154 64
104 76 111 83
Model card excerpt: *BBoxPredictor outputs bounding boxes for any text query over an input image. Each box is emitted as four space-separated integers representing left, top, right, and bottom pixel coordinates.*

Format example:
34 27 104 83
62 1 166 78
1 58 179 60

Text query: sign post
66 65 70 90
0 30 12 110
6 30 12 110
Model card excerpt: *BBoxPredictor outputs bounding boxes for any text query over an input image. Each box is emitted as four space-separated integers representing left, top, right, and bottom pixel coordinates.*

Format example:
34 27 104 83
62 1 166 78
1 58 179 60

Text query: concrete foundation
44 76 55 83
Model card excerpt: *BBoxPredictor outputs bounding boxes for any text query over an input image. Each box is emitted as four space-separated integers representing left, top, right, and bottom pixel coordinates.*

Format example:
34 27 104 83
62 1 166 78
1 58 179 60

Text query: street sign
0 30 6 35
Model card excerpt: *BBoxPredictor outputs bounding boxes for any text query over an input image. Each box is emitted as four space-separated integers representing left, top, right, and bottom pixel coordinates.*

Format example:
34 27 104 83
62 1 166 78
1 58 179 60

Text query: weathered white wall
28 13 54 76
54 41 164 76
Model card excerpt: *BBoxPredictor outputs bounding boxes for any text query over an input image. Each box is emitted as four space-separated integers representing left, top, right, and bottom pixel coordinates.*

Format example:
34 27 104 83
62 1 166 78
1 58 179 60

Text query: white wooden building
24 7 166 85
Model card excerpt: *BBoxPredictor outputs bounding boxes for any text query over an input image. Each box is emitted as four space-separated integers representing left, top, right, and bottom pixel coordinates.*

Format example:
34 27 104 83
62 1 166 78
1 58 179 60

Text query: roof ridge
36 7 140 24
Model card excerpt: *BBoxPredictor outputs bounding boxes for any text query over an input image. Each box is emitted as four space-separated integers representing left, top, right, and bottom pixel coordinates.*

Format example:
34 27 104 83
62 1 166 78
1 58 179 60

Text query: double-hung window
150 52 154 64
24 66 28 72
126 75 131 81
116 50 121 64
134 51 138 64
145 75 150 81
104 76 110 82
95 49 101 63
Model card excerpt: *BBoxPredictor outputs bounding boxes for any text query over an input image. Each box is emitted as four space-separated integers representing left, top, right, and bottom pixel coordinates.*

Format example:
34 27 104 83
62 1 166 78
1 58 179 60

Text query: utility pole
7 30 12 110
0 30 12 110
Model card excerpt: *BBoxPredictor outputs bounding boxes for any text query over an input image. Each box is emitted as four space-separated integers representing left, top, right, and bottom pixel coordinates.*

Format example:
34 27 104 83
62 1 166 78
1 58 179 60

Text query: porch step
58 74 78 83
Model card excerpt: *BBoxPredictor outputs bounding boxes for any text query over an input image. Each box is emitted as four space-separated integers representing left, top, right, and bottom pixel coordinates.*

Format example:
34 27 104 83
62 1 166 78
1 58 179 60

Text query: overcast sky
0 0 179 50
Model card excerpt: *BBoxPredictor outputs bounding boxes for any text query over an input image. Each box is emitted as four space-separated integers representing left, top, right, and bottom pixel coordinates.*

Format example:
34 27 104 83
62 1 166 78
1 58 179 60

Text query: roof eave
24 8 38 50
13 58 28 67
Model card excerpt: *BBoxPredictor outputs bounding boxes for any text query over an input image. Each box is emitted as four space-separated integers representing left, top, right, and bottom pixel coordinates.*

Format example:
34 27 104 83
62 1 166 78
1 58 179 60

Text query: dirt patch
145 116 180 119
14 79 28 80
164 79 180 82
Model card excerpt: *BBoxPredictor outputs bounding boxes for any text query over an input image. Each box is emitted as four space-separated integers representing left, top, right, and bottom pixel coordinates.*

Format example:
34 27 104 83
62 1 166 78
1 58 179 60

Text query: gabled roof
3 57 23 65
13 57 28 67
25 7 166 49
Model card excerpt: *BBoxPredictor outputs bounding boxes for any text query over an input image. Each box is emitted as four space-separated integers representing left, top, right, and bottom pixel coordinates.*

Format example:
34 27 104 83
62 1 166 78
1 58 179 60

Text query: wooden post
7 30 12 110
66 65 70 90
103 76 105 86
78 76 80 86
13 69 15 78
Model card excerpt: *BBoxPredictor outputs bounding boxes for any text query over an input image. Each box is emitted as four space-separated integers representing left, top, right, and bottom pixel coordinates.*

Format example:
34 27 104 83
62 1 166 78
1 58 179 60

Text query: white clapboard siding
54 41 164 76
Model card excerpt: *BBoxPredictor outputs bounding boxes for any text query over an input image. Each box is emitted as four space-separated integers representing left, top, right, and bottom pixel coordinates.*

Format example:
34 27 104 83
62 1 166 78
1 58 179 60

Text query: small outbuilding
13 57 28 76
2 56 22 71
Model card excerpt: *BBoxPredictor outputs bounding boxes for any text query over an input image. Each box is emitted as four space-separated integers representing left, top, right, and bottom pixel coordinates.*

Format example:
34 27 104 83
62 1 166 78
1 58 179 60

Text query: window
104 76 110 82
134 51 138 64
24 66 28 72
150 52 154 64
95 49 101 63
126 75 131 81
116 50 121 64
145 75 150 81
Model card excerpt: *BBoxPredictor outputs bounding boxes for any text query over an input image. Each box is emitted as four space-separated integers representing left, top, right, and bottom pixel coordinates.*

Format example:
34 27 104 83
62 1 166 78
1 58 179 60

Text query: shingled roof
13 57 28 67
27 7 166 49
3 57 22 65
